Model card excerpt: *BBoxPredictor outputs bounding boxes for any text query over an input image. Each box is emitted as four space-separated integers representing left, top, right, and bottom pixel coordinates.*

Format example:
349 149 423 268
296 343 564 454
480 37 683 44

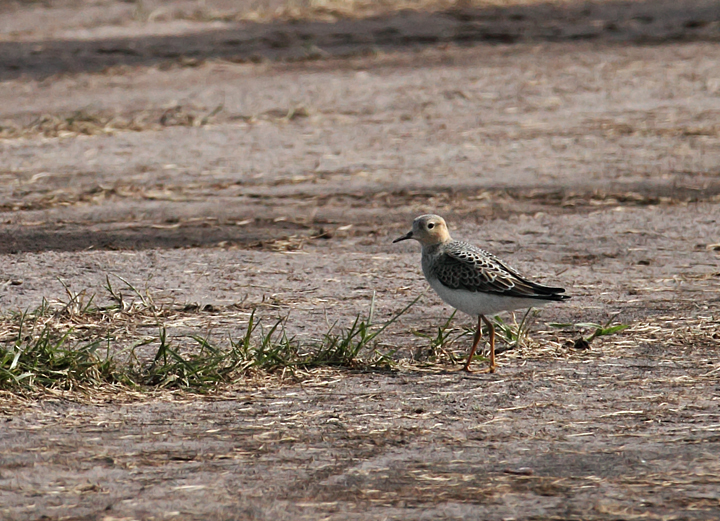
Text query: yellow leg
463 316 483 372
480 315 497 373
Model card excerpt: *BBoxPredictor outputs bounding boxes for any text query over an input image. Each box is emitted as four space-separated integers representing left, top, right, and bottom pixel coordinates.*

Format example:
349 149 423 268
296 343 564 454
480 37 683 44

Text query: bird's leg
480 315 496 373
463 315 483 372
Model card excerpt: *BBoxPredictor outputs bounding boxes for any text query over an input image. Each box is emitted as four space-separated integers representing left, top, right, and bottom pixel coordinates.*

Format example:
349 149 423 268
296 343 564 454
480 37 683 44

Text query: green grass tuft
548 313 630 347
415 308 539 364
0 283 420 392
0 309 120 389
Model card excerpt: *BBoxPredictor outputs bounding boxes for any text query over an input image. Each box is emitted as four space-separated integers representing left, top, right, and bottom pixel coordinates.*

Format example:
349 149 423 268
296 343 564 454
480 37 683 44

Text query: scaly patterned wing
431 241 565 299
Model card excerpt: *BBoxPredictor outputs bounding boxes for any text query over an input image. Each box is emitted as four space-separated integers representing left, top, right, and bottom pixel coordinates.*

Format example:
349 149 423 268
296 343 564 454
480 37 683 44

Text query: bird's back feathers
429 241 569 302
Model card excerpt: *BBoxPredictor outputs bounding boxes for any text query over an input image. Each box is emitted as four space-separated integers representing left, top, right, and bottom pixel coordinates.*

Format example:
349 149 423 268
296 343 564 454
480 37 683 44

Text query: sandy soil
0 0 719 519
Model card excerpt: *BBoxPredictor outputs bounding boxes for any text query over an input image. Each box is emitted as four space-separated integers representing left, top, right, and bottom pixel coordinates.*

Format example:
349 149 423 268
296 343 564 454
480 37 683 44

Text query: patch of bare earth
1 0 719 519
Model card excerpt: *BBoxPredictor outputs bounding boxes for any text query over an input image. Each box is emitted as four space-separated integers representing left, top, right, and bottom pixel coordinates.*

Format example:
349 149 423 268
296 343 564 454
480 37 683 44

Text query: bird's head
393 214 451 246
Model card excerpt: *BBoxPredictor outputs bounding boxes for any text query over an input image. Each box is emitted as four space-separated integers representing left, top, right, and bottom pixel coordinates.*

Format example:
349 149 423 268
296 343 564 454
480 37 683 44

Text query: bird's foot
472 366 497 374
461 364 497 374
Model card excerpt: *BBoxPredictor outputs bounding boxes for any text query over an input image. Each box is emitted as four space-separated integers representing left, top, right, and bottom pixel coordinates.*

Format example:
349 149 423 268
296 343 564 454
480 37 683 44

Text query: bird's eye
427 223 435 229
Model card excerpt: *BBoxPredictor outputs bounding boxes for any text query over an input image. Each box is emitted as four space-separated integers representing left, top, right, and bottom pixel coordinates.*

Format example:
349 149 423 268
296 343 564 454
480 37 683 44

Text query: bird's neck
421 240 450 256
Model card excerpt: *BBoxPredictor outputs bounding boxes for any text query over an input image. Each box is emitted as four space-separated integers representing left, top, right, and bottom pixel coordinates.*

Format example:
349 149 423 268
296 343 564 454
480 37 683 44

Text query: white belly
427 276 549 317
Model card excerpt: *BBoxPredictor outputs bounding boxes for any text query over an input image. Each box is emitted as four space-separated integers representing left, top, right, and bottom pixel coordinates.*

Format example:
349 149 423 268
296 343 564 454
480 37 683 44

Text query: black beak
393 231 413 243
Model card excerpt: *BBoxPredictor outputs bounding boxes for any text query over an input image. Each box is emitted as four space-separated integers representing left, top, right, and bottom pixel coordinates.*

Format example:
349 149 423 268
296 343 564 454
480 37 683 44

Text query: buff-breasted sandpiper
394 214 569 372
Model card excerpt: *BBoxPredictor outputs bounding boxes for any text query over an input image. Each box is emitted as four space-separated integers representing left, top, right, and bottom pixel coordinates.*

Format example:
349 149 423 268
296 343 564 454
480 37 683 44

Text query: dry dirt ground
1 0 720 519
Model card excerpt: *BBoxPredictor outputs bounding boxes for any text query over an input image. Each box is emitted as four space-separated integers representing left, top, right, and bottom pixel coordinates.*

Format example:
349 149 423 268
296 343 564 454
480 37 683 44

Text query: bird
393 214 569 373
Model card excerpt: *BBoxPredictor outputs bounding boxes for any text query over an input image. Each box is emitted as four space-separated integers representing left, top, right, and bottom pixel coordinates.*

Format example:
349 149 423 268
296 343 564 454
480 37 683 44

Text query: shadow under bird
394 214 570 373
